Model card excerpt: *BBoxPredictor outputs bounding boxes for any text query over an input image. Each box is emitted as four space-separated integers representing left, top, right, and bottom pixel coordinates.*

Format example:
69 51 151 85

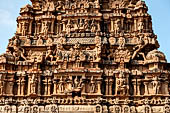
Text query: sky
0 0 170 61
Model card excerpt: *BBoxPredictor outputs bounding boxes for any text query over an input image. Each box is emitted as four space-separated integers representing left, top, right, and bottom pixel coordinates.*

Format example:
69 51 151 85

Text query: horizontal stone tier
0 104 169 113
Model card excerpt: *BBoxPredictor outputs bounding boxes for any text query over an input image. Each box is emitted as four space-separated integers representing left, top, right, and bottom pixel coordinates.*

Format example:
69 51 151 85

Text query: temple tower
0 0 169 113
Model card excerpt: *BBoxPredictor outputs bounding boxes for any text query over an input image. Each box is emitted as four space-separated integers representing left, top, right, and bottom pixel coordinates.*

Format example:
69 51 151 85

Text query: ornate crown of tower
0 0 169 113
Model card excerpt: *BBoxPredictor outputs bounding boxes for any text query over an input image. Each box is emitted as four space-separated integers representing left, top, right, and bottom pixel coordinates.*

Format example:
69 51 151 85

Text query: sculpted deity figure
43 21 49 36
80 4 85 13
37 52 43 63
56 1 64 11
46 37 53 46
118 36 125 48
95 35 101 44
58 76 64 93
91 19 97 32
107 49 115 61
73 21 78 31
79 19 84 30
109 37 116 45
116 71 129 95
132 35 148 60
45 47 53 61
13 46 27 61
79 51 86 62
83 19 89 30
57 36 66 45
138 19 144 32
66 20 71 34
25 37 31 46
90 76 96 93
37 36 43 46
74 76 79 89
43 0 55 12
22 22 28 36
30 74 37 94
13 36 20 46
55 50 62 61
152 76 160 94
114 19 121 34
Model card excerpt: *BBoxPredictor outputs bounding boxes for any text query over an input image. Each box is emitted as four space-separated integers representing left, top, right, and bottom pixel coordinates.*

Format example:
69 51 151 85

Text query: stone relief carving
0 0 169 113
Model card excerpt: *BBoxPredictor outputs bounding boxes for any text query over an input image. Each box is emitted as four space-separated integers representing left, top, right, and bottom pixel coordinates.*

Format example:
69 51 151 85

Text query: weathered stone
0 0 169 113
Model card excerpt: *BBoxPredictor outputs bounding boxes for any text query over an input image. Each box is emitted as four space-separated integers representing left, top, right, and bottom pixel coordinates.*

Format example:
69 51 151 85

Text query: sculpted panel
0 0 169 113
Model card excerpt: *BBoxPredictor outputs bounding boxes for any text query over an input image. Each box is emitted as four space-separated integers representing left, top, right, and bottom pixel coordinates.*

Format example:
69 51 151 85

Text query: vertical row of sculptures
0 0 169 112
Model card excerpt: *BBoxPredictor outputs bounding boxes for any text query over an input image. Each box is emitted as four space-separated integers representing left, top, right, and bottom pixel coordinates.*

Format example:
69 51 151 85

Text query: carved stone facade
0 0 170 113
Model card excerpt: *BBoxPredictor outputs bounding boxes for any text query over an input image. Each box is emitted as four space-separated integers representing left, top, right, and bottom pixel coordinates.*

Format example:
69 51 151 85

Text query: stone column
16 23 20 34
62 21 66 32
60 23 62 33
21 77 25 96
105 79 109 95
164 81 169 95
146 19 149 31
17 78 21 96
48 77 52 95
136 80 141 96
37 75 41 96
111 19 114 32
121 18 124 31
97 21 100 31
134 19 137 31
97 78 102 95
144 82 149 95
53 80 57 95
132 80 137 95
56 23 59 34
43 78 48 95
51 20 54 34
19 23 22 33
109 79 113 95
37 23 41 34
8 81 14 96
29 20 33 35
27 76 31 95
0 79 4 95
68 76 73 95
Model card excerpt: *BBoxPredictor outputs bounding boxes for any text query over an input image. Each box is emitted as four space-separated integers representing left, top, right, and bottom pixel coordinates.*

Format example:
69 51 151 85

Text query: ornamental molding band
0 0 170 113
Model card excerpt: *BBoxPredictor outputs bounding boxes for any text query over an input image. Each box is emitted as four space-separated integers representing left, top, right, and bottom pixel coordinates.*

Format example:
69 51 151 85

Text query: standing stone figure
90 76 96 93
58 76 64 93
152 76 160 94
22 22 28 36
30 74 37 94
138 19 144 32
114 19 121 34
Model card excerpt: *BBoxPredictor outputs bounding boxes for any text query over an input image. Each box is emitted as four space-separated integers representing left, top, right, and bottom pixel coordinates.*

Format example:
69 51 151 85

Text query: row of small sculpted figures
0 104 170 113
9 33 156 47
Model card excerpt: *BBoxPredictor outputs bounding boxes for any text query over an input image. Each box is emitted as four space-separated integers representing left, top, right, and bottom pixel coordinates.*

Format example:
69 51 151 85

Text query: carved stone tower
0 0 170 113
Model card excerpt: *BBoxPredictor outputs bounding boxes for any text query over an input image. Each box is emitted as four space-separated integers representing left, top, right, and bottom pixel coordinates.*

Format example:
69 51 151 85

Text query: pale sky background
0 0 170 61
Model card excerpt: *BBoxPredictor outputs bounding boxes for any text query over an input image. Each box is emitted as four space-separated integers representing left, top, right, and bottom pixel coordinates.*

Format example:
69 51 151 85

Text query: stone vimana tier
0 0 170 113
